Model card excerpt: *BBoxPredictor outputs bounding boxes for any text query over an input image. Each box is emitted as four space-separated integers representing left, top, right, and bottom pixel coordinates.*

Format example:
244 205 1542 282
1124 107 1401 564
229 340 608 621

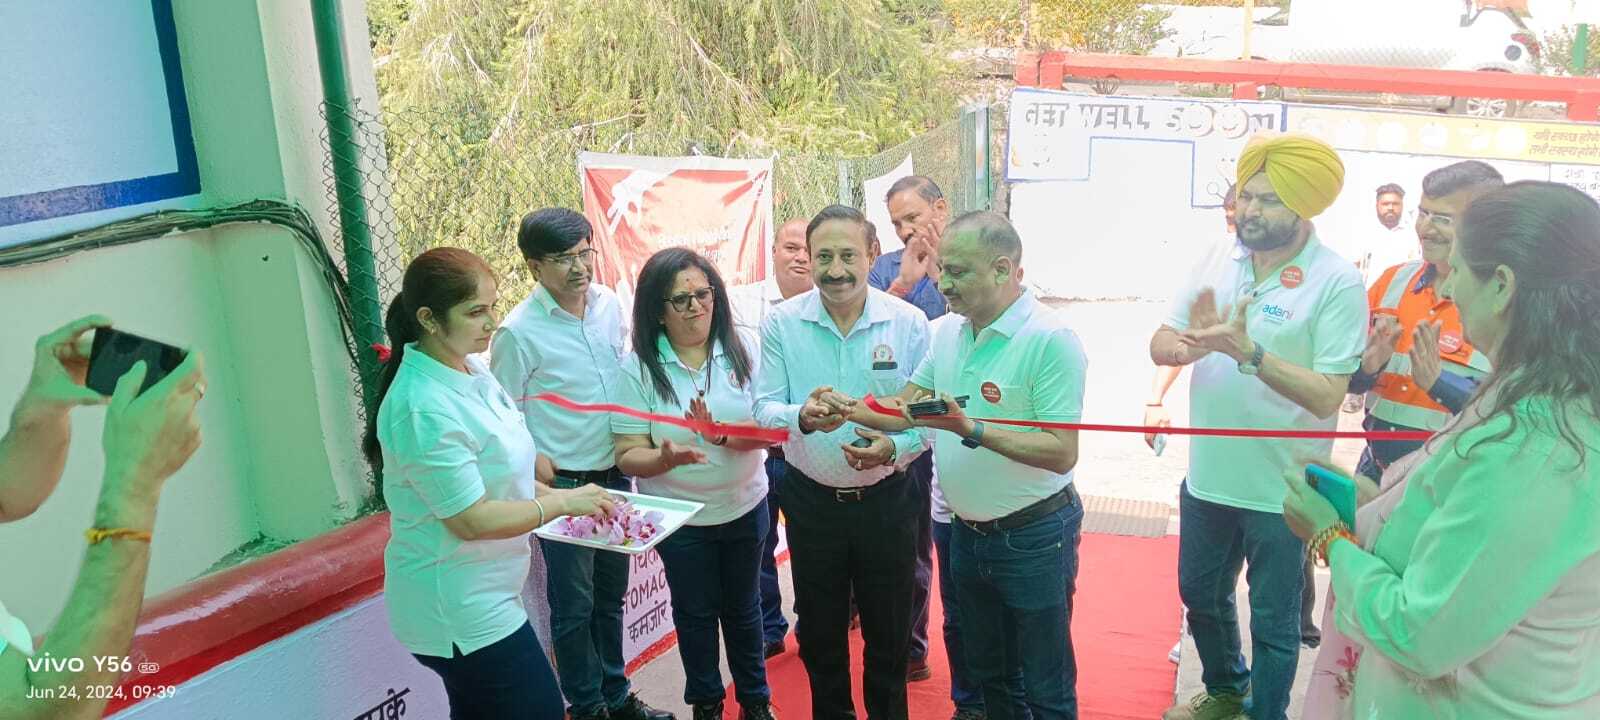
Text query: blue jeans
935 520 1028 713
908 455 935 663
759 456 790 645
654 500 773 707
414 622 564 720
952 500 1083 720
543 472 634 715
1177 482 1305 720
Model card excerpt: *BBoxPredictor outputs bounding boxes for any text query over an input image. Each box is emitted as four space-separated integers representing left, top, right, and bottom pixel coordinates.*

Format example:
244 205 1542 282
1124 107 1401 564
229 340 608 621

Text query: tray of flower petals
533 490 704 555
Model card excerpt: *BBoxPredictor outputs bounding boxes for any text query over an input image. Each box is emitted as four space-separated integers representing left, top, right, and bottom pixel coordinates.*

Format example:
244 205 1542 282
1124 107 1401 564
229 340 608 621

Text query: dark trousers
953 500 1083 720
1177 482 1304 720
780 466 922 720
414 622 564 720
543 471 634 715
906 455 935 663
760 456 791 645
655 500 773 707
935 520 1027 713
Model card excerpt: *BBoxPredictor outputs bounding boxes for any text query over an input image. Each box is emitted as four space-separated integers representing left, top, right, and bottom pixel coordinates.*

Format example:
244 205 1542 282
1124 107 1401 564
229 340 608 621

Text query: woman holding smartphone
363 247 615 720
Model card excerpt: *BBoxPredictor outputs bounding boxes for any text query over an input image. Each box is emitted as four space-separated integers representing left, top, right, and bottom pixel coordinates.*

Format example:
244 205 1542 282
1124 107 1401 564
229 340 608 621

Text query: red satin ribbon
530 393 790 443
860 395 1433 441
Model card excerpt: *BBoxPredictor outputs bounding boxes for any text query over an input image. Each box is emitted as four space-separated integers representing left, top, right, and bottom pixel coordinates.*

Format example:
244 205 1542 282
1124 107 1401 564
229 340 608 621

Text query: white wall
0 0 382 629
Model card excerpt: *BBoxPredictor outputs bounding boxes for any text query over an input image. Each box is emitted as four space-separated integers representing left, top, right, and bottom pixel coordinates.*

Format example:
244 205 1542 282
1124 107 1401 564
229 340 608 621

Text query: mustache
820 275 856 285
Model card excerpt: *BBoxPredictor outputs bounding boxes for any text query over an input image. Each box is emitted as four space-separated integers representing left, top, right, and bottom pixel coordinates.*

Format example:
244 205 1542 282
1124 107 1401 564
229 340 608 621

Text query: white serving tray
533 490 704 555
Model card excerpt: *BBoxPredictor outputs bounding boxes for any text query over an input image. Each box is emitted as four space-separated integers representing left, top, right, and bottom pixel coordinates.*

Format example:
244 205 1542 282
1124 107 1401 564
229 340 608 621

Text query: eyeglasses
665 287 716 313
540 248 597 269
1417 208 1455 230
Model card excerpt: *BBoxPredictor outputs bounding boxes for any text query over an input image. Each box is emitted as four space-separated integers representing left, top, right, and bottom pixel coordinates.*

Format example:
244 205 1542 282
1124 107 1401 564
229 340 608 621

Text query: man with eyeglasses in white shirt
491 208 674 720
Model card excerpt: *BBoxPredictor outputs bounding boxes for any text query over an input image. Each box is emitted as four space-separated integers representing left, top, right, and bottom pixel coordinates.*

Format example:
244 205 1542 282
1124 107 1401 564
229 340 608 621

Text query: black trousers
780 465 923 720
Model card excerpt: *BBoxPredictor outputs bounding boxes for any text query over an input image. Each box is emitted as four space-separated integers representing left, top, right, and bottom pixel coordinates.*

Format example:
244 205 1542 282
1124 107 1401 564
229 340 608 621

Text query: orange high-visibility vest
1363 262 1493 431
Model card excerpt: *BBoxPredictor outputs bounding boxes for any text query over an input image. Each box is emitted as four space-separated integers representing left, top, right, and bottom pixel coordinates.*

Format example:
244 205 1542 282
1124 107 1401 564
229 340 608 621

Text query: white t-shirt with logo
378 347 539 658
612 331 768 526
912 291 1089 522
1166 234 1367 512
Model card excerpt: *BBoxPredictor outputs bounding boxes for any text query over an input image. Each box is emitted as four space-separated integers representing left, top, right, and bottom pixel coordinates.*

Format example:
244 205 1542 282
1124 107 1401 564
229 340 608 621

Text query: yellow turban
1235 133 1345 219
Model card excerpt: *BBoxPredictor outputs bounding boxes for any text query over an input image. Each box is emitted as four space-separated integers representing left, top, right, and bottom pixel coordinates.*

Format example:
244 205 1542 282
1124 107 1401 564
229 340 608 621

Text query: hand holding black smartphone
908 395 969 418
86 328 188 398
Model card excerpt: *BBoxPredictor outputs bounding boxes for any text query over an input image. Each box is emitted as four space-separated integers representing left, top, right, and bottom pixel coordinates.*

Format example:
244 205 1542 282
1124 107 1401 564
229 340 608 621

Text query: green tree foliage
368 0 962 301
943 0 1172 53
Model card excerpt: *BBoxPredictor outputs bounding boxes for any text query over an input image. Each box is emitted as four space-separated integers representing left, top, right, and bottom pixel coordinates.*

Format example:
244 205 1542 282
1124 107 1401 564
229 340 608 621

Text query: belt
768 446 784 460
792 466 903 503
958 484 1079 536
553 467 623 489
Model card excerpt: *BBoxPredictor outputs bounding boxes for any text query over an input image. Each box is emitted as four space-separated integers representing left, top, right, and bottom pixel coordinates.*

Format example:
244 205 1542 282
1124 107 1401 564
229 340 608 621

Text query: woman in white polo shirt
362 247 615 720
612 248 777 720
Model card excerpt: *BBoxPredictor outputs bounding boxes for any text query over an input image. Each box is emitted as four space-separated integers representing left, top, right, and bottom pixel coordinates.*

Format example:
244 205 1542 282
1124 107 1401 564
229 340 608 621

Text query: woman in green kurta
1284 180 1600 718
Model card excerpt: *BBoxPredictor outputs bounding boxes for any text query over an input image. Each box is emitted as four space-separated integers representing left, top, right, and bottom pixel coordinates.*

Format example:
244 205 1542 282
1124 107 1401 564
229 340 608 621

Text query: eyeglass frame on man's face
664 286 716 313
1416 208 1455 231
537 248 598 270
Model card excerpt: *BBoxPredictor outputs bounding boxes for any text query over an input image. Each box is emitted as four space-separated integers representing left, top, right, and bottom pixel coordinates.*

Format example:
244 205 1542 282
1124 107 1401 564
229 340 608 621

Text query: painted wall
1006 90 1600 302
109 595 449 720
0 0 385 631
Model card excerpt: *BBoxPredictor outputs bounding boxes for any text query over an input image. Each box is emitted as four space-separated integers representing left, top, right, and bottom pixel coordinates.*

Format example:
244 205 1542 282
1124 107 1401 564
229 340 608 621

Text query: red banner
578 152 773 305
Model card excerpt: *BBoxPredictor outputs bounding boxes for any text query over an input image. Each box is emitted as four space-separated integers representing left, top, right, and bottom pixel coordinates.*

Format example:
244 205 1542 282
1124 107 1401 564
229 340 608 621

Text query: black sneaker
612 694 675 720
692 701 723 720
906 657 932 682
951 709 986 720
740 702 778 720
764 639 786 658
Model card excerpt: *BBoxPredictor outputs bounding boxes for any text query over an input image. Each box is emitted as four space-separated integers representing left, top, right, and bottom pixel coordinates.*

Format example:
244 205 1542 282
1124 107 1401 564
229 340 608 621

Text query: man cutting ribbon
1150 133 1368 720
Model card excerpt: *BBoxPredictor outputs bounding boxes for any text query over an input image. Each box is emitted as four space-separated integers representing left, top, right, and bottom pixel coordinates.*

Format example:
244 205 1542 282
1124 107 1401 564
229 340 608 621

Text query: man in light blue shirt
754 205 930 720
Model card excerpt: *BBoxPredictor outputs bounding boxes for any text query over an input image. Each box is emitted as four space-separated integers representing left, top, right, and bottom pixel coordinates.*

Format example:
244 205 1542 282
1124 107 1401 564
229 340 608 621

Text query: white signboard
1006 88 1284 205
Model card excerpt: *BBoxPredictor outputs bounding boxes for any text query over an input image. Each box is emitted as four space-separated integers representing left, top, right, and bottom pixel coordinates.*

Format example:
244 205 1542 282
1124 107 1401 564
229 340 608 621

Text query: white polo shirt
911 291 1088 522
491 283 630 471
378 346 538 657
1167 233 1367 512
729 277 788 338
612 331 768 526
754 288 930 488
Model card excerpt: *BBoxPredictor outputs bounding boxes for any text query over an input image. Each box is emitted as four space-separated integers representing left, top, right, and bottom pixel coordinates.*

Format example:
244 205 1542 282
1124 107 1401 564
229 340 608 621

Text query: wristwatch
962 420 986 449
1238 341 1265 376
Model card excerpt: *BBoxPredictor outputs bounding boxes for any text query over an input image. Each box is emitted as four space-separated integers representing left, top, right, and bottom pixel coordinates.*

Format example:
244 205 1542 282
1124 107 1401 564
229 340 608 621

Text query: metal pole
972 104 991 211
1242 0 1256 61
311 0 385 421
837 160 853 207
1575 24 1591 76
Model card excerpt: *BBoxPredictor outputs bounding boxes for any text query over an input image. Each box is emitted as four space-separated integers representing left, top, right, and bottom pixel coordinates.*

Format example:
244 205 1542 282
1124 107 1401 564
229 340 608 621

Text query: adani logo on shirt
1260 303 1295 323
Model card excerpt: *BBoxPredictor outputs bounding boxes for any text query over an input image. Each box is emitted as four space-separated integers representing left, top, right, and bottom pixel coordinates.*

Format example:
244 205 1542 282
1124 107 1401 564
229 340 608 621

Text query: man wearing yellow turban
1150 133 1369 720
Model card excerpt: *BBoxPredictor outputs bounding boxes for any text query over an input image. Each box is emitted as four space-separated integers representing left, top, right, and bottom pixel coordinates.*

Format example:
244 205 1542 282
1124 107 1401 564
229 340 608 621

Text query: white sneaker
1168 641 1182 664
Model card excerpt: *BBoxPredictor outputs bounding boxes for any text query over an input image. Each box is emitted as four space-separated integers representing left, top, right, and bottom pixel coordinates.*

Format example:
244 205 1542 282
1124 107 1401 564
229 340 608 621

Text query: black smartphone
908 395 970 418
86 328 187 398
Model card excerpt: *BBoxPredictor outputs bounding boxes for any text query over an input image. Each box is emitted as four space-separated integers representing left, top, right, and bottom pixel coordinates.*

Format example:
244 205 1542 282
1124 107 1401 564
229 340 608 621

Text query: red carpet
733 532 1180 719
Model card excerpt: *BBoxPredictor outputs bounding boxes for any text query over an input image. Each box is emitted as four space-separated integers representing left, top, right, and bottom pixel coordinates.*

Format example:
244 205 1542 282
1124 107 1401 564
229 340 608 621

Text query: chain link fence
320 98 1008 498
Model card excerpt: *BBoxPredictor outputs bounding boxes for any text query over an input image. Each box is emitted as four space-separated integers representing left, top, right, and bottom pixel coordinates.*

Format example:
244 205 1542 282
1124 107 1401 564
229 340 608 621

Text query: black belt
553 467 623 488
791 466 903 503
768 446 784 460
957 484 1079 535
